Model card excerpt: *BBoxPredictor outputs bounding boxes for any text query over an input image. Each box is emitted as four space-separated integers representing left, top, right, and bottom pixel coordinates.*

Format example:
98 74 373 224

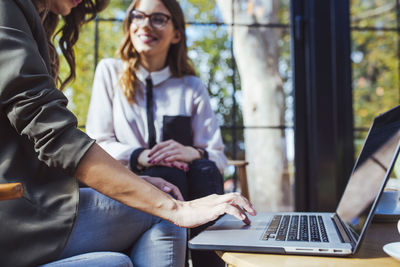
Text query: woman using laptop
0 0 256 266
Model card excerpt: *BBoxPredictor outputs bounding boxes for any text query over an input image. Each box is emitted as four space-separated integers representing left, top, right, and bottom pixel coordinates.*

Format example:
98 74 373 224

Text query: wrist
138 149 150 167
183 146 201 161
194 147 202 159
165 198 185 227
193 147 207 159
130 148 146 172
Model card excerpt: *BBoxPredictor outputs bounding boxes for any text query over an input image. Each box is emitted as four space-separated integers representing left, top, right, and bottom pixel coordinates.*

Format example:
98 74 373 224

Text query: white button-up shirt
86 58 227 172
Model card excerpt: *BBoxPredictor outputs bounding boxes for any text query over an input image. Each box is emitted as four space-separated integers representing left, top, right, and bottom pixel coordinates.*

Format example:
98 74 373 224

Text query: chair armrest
0 183 24 201
227 160 250 201
227 160 249 167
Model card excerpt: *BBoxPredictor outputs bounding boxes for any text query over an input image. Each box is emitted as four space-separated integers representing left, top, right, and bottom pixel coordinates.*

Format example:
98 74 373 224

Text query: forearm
75 143 179 223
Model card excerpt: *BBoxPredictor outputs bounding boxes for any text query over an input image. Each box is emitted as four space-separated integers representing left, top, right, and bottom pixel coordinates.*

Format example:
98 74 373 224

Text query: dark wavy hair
32 0 109 90
118 0 196 103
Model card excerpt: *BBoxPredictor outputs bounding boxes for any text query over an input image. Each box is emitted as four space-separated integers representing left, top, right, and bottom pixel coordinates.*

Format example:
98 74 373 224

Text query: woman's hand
147 140 201 164
173 192 257 228
138 149 189 171
137 149 153 168
141 175 184 201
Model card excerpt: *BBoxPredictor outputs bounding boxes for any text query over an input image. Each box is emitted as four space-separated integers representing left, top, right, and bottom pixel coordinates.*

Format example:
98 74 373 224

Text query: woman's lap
50 188 186 267
187 159 224 200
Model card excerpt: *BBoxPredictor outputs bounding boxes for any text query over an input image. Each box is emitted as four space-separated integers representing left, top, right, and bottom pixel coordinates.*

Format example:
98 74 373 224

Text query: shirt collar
136 65 172 86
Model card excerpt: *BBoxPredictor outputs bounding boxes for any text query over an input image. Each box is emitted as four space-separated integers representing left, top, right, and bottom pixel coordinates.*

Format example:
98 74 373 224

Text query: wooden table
216 222 400 266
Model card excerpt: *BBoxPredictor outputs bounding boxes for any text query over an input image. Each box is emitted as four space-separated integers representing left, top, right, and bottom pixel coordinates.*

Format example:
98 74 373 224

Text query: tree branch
351 3 396 23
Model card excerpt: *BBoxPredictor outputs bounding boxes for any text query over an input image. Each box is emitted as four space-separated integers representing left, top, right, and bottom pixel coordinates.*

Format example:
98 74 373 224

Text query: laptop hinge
331 214 354 244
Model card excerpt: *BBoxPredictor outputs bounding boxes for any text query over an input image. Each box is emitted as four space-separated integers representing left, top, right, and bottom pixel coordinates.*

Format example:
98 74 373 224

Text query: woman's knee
130 220 186 267
148 220 186 244
188 159 224 198
190 158 219 170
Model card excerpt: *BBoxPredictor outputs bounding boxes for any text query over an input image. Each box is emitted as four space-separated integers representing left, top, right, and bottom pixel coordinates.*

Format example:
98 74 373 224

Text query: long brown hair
32 0 109 91
118 0 196 103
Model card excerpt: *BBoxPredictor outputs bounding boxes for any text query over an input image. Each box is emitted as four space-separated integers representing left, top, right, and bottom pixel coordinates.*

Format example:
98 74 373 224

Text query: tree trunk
216 0 290 211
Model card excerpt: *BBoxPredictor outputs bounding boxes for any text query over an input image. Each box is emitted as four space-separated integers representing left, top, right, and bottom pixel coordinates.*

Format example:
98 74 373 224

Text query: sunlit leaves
351 0 399 129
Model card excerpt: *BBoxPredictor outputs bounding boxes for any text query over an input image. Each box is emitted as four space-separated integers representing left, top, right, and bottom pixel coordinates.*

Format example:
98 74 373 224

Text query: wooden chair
227 160 250 201
0 183 24 201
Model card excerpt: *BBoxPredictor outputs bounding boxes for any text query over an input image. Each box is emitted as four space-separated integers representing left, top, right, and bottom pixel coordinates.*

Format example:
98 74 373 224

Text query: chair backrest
0 183 24 201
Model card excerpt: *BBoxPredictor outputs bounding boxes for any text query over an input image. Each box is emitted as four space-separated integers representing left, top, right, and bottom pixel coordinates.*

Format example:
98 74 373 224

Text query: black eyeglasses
130 10 171 29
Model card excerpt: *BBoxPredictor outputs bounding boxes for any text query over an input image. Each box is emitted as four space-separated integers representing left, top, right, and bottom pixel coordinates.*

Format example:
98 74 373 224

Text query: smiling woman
129 0 181 71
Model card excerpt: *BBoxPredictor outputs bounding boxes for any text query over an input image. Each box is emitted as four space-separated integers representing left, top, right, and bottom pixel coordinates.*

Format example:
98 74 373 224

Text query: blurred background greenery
60 0 292 162
57 0 400 180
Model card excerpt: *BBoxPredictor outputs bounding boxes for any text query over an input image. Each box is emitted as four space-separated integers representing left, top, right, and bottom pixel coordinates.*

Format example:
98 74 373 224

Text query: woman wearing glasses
86 0 230 266
0 0 256 266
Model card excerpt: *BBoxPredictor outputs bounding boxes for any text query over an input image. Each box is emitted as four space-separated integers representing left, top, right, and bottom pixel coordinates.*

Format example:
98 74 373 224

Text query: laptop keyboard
262 215 329 242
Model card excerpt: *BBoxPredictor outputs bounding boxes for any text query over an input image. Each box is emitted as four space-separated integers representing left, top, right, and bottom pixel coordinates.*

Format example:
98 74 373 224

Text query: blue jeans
40 188 186 267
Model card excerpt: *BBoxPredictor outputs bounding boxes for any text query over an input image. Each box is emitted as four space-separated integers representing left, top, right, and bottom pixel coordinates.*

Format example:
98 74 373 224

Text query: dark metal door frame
291 0 354 212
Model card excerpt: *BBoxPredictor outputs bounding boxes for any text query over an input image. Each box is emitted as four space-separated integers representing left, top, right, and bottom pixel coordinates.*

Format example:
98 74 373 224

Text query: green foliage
57 2 130 128
56 0 400 176
179 0 221 22
350 0 399 156
59 0 294 160
61 22 96 127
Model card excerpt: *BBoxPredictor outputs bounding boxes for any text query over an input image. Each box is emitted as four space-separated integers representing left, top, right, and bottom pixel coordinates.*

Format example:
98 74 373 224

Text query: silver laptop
189 105 400 256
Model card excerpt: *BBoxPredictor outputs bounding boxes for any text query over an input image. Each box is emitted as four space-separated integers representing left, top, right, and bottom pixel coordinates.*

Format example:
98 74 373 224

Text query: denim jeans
39 252 133 267
40 188 186 267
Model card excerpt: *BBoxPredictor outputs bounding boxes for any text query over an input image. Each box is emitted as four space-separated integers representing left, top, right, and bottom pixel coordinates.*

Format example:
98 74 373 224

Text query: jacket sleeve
0 5 95 176
191 80 228 173
86 59 137 166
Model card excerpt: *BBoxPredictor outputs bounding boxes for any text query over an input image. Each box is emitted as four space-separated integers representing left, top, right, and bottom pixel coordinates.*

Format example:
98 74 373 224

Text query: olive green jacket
0 0 95 266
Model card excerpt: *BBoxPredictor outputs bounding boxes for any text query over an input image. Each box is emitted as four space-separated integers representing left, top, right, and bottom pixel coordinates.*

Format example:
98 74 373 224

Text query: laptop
189 105 400 256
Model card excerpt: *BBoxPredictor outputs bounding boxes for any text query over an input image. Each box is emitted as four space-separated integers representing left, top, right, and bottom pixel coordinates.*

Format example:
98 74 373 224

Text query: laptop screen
336 106 400 242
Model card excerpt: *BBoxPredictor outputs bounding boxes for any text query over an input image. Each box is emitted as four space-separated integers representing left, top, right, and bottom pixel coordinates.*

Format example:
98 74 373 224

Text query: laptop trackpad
208 215 268 231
